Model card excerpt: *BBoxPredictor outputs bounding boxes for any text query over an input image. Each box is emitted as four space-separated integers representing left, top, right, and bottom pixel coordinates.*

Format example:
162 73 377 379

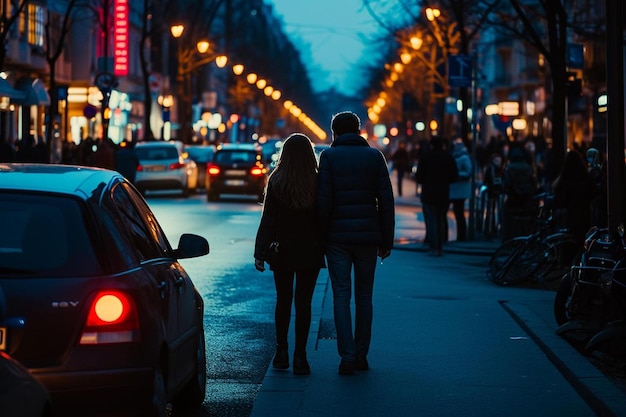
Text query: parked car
206 143 269 202
134 141 197 197
186 144 216 190
0 164 210 416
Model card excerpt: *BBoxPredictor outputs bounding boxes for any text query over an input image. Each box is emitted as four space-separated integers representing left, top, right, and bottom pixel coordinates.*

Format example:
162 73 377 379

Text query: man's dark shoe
338 360 355 375
355 355 369 371
272 347 289 370
293 351 310 375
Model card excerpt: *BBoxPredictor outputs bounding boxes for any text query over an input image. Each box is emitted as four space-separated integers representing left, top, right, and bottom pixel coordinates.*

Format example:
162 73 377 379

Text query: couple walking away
254 111 395 376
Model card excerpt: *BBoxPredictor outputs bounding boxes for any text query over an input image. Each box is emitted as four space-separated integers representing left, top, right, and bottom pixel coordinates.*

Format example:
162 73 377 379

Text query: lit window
27 4 44 47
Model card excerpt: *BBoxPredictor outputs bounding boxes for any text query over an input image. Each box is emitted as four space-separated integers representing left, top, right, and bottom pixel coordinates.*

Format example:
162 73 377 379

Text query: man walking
316 111 395 375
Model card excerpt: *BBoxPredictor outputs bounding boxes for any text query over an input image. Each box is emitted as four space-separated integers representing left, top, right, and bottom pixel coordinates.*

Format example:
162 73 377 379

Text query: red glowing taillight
250 166 266 177
169 162 185 170
207 164 221 176
79 290 139 345
136 165 144 172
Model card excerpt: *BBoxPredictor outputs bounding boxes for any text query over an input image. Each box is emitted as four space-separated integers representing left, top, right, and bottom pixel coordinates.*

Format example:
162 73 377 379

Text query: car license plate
225 170 246 176
225 179 245 186
146 165 166 172
0 327 5 350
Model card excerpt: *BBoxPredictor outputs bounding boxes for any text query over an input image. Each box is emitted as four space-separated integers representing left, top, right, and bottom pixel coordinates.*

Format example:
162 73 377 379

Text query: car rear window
136 146 179 160
187 147 214 163
215 151 256 163
0 194 101 277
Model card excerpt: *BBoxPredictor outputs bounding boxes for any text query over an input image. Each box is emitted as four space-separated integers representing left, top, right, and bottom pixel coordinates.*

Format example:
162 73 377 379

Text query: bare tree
0 0 29 71
44 0 90 162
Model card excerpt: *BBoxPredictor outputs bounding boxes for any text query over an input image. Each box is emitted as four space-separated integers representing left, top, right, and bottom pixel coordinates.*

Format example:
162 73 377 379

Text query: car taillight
136 165 144 172
169 162 185 170
207 164 221 176
79 290 140 345
250 166 267 177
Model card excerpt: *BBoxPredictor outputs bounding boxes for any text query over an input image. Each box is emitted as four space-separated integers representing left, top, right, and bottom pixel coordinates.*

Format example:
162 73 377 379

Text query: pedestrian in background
316 111 395 375
115 140 139 183
483 153 505 237
390 141 411 197
448 138 472 241
502 146 538 241
552 149 591 247
586 147 607 228
254 133 325 376
416 136 458 256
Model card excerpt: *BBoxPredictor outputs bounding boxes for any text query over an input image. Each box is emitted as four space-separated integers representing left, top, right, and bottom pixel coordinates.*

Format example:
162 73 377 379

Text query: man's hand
378 247 391 260
254 258 265 272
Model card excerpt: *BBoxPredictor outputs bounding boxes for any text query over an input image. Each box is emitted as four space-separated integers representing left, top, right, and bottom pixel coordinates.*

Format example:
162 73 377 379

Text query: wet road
147 193 275 417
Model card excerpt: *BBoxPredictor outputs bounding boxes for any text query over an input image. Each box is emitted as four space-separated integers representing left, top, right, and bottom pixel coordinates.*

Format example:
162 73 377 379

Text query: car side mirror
174 233 209 259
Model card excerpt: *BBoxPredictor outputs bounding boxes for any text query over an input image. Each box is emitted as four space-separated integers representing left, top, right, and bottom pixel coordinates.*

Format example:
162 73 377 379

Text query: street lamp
170 23 228 143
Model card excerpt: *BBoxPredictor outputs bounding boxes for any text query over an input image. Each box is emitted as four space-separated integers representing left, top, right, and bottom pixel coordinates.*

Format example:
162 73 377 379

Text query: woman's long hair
268 133 318 210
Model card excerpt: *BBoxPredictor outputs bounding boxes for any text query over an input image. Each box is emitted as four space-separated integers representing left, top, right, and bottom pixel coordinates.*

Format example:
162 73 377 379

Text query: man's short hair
331 111 360 136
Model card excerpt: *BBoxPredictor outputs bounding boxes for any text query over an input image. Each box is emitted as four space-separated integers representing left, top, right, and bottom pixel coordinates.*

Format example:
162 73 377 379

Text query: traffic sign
448 54 473 88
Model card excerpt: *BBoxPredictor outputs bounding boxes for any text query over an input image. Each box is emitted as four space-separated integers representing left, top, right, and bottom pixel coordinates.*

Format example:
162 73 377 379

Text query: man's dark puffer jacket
316 133 395 249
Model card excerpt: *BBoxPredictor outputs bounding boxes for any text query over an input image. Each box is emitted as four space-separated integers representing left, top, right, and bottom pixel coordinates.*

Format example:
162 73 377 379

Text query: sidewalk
249 174 626 417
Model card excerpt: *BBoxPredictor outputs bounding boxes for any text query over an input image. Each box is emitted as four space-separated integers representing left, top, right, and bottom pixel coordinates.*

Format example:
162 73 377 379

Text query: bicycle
488 193 580 287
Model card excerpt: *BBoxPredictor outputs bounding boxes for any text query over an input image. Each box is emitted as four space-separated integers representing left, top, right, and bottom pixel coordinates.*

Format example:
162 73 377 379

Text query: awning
0 78 26 100
12 78 50 106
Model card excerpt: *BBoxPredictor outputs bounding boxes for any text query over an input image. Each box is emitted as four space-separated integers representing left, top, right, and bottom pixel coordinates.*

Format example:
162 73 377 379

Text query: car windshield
136 146 179 160
215 151 256 163
0 193 101 277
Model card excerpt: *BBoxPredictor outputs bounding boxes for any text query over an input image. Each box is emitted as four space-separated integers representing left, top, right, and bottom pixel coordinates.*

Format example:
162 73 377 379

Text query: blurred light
232 64 244 75
247 73 257 84
196 40 210 54
429 120 438 131
393 63 404 73
215 55 228 68
400 52 412 65
271 90 281 100
263 86 274 96
389 127 399 136
376 97 386 107
498 101 519 116
283 100 293 109
230 114 240 123
526 100 535 116
512 118 527 130
256 79 267 89
373 124 387 138
170 24 184 38
484 104 498 116
425 7 441 21
410 36 423 50
415 121 426 131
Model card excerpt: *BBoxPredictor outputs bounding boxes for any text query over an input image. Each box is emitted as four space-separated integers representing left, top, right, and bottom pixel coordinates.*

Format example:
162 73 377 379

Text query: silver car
134 141 197 197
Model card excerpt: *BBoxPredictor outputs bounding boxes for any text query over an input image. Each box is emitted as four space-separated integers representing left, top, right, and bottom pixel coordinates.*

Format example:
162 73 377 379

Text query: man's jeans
326 242 377 362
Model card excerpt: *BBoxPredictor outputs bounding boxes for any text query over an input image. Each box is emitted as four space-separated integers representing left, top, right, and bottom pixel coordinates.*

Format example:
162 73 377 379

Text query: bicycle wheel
540 234 580 283
503 240 550 284
489 237 525 284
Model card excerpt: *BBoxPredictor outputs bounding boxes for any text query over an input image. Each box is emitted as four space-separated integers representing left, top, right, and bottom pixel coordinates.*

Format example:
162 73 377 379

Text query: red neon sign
113 0 129 76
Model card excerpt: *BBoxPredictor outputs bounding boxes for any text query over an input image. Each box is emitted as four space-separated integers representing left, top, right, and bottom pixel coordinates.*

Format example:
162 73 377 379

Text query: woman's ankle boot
293 351 310 375
272 345 289 369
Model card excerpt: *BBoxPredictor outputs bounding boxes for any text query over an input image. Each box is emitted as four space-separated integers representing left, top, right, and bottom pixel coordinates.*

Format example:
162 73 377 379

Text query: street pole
605 0 625 230
468 52 478 241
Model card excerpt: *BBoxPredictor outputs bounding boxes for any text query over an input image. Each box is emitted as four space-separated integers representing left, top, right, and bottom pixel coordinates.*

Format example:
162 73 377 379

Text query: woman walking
254 133 325 375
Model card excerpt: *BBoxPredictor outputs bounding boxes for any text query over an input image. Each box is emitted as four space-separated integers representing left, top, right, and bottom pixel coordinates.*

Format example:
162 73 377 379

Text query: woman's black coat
254 182 325 271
